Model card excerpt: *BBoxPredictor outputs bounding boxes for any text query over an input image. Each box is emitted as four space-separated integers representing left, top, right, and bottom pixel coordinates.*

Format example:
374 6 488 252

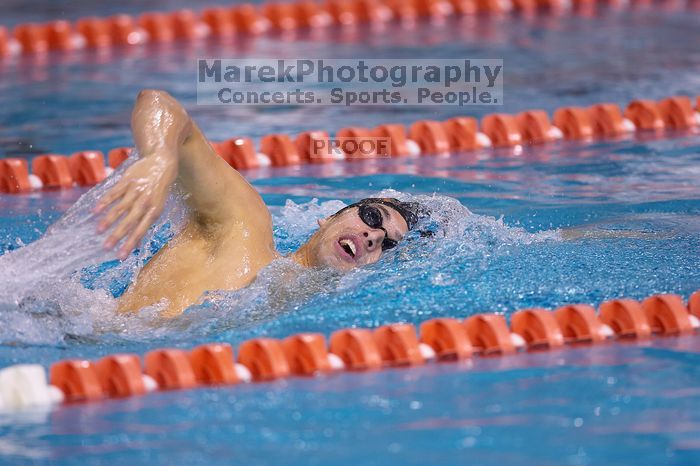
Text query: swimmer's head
294 198 426 271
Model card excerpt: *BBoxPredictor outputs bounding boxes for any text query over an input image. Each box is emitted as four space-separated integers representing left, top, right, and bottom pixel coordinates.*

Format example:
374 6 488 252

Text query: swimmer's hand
93 90 190 260
93 153 177 260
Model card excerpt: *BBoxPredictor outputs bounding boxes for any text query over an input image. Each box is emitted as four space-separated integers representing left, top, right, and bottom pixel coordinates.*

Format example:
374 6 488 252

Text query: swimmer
94 90 424 317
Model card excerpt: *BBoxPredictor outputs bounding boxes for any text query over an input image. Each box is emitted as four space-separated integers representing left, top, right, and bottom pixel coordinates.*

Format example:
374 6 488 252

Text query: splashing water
0 165 559 346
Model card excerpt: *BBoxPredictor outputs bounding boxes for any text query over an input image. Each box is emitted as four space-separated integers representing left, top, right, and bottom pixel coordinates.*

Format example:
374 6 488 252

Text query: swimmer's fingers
94 180 128 215
119 206 161 260
97 188 139 234
103 195 149 255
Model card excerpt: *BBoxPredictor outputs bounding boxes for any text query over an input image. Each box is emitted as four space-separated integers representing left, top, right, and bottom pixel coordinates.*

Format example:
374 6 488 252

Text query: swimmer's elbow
137 89 171 103
135 89 188 118
132 89 192 146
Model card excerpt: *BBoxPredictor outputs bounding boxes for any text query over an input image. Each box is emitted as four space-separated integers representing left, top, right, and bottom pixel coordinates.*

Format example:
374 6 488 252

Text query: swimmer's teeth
339 239 356 256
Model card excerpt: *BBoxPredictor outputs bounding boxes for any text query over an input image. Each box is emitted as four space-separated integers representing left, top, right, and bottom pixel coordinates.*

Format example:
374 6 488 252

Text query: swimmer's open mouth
338 238 356 258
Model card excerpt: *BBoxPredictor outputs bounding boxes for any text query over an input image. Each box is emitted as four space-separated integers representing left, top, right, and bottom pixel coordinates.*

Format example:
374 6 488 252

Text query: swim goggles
357 204 399 251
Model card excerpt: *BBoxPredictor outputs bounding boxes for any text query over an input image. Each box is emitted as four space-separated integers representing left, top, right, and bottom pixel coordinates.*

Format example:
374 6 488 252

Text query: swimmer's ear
317 217 328 228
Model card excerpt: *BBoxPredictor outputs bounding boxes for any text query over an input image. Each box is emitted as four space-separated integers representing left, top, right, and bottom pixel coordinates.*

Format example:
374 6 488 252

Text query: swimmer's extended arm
94 89 270 259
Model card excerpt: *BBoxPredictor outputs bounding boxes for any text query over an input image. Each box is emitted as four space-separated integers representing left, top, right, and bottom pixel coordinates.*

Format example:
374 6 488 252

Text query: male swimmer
94 90 423 317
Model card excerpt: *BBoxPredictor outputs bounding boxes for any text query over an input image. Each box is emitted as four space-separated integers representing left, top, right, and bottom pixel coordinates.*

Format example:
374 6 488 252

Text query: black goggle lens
381 238 398 251
358 205 398 251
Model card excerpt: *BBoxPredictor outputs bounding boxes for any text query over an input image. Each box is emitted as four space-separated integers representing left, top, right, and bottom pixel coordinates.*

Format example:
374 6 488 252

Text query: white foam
0 154 189 344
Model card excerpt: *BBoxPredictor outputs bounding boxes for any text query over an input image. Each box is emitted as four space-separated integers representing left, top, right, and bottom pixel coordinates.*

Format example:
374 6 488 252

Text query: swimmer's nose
363 229 385 252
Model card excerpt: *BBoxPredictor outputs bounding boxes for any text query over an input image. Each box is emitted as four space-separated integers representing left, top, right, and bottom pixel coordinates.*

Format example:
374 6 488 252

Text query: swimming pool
1 1 700 465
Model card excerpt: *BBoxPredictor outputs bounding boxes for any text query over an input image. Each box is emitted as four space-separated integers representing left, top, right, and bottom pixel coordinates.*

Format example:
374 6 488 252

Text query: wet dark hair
333 197 428 231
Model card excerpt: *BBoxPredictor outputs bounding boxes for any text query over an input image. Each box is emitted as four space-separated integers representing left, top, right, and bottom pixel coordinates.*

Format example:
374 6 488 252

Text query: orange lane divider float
0 0 660 60
1 94 698 194
0 159 32 194
0 0 552 58
0 291 698 410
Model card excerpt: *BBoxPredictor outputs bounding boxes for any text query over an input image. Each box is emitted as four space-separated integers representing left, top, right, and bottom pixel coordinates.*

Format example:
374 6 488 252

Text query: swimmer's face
311 204 409 271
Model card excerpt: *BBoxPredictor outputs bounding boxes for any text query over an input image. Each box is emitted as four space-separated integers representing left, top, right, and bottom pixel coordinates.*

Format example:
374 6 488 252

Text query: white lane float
0 365 64 411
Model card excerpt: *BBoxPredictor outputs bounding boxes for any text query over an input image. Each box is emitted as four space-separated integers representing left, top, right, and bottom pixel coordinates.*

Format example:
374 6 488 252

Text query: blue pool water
1 3 700 465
